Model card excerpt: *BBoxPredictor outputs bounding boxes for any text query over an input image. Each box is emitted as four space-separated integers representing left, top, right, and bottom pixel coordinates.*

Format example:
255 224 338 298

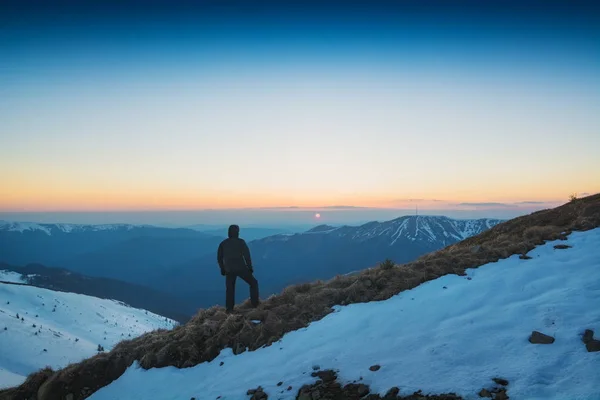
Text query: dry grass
2 193 599 400
0 367 54 400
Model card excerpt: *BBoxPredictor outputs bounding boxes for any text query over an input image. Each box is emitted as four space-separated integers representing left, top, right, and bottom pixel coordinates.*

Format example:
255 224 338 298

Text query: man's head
228 224 240 238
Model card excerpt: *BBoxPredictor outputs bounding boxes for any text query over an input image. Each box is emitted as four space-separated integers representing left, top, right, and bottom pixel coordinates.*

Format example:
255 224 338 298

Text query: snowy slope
0 368 24 389
91 228 600 400
0 284 177 388
0 270 26 284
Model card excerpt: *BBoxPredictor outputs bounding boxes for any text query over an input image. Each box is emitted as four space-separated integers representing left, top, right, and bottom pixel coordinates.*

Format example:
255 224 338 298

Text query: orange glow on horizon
0 186 591 212
2 154 598 212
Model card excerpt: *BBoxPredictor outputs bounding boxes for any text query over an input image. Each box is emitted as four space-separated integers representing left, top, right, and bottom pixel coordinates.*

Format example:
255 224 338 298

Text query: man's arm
217 242 225 275
242 240 253 272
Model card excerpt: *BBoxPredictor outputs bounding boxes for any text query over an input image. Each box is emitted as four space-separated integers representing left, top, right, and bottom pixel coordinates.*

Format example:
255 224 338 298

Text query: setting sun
315 213 321 219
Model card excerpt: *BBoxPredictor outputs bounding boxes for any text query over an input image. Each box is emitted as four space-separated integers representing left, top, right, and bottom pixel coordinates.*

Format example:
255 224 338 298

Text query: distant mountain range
156 216 503 306
0 221 223 288
0 216 502 314
187 225 293 241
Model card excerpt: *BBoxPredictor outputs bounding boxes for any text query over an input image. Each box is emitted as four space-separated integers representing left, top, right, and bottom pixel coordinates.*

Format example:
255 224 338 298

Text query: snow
389 219 409 246
0 270 26 284
0 221 139 236
0 367 25 389
55 223 76 233
90 224 136 231
418 217 438 242
0 221 51 235
91 228 600 400
0 284 177 388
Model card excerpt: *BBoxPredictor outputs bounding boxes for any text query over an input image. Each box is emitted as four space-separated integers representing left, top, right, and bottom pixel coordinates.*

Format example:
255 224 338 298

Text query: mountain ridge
282 215 502 244
0 221 143 236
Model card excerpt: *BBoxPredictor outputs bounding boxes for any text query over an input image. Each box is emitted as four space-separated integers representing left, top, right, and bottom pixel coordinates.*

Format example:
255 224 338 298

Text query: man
217 224 259 313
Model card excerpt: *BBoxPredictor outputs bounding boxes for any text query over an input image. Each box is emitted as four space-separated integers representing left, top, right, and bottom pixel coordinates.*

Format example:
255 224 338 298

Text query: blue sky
1 0 599 224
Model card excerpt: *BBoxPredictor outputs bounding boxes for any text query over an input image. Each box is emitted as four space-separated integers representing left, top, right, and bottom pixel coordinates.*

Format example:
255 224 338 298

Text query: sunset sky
1 0 599 216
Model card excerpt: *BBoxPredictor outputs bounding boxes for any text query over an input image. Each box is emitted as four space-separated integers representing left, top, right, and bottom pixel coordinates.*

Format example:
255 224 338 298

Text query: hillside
0 263 193 322
160 216 502 306
91 227 600 399
2 194 598 400
0 282 177 389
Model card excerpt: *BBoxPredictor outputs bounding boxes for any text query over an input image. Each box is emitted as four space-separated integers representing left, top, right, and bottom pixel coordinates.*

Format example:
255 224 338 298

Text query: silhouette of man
217 225 259 312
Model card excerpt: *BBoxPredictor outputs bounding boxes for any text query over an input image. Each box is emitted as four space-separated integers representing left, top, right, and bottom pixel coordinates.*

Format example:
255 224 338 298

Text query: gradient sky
1 0 599 215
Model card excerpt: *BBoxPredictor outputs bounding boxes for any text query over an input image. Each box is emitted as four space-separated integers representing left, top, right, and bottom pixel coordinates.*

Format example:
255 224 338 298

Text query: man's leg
225 274 237 312
238 269 260 307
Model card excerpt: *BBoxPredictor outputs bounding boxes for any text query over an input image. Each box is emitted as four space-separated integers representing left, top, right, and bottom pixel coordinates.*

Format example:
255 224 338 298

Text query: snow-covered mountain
0 221 223 292
0 221 140 236
251 215 502 277
298 215 501 245
90 228 600 400
0 281 177 388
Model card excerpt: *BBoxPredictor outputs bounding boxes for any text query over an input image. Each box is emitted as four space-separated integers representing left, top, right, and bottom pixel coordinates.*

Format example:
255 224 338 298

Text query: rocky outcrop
247 386 268 400
582 329 600 352
478 378 509 399
529 331 555 344
295 369 462 400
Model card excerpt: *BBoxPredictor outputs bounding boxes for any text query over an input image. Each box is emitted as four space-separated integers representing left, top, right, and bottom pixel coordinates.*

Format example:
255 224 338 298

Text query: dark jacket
217 225 253 274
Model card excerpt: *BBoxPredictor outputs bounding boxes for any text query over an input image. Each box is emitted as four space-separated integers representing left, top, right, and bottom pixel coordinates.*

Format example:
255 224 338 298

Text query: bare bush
379 259 395 270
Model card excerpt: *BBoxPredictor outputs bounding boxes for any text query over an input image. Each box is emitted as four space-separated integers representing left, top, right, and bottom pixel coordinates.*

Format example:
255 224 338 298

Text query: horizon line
0 203 564 213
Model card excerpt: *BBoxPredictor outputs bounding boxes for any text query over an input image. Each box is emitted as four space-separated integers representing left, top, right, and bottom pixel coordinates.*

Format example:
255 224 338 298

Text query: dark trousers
226 269 259 311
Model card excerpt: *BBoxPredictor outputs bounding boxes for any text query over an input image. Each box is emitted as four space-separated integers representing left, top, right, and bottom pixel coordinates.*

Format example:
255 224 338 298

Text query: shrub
379 259 395 270
569 193 578 202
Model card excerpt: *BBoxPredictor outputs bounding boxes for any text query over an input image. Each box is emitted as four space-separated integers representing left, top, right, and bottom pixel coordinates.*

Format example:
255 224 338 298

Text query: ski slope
0 283 177 388
91 228 600 400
